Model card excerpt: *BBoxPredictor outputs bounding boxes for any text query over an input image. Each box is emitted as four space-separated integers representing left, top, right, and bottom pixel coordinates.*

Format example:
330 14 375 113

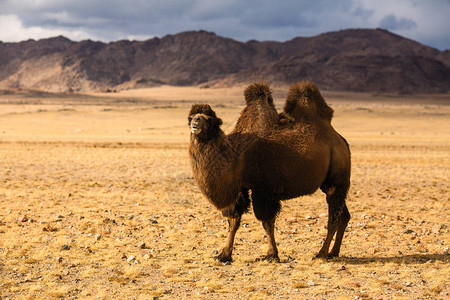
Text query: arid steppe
0 86 449 299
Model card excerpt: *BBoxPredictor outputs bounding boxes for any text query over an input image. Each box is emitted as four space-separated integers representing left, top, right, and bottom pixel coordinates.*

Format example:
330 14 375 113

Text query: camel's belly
244 155 329 200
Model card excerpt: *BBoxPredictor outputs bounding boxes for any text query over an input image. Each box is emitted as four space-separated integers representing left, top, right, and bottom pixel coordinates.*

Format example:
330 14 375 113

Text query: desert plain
0 85 449 299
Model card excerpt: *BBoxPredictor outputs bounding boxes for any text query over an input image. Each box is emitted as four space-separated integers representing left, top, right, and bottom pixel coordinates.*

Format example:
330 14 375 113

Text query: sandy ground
0 86 449 299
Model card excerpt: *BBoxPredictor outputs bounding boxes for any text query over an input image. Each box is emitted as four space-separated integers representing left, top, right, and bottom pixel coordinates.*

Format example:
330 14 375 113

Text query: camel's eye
188 116 193 124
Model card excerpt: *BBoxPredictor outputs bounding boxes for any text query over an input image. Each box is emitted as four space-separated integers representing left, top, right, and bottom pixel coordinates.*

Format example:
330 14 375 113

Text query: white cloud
0 14 95 42
351 0 450 49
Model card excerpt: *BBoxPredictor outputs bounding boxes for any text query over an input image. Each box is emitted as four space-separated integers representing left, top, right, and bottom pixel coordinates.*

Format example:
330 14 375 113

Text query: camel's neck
189 132 242 210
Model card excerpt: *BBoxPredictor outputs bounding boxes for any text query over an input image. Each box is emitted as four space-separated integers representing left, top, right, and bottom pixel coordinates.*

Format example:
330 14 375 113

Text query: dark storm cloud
0 0 449 50
379 14 417 31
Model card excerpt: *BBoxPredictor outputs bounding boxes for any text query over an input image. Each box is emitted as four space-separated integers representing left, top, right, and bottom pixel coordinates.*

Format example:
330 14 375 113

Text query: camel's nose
192 115 203 126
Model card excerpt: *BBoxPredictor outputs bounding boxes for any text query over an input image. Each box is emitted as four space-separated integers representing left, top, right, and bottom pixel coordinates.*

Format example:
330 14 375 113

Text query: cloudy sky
0 0 449 50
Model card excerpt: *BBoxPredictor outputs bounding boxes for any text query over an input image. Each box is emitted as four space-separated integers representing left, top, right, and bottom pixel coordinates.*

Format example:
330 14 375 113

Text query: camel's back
241 124 332 199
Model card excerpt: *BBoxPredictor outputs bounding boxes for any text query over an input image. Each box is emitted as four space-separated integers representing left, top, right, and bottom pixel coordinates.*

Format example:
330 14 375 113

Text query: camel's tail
244 81 273 105
284 81 334 122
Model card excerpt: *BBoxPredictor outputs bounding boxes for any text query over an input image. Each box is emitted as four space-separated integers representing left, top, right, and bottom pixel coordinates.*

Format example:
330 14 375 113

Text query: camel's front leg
252 192 281 263
261 218 280 262
216 188 250 262
216 215 241 262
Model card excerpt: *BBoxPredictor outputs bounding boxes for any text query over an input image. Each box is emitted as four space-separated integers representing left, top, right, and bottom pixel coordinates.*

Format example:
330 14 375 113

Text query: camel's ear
212 116 223 127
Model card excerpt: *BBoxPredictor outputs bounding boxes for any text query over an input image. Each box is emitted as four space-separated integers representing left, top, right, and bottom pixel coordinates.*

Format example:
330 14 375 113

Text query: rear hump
284 81 333 122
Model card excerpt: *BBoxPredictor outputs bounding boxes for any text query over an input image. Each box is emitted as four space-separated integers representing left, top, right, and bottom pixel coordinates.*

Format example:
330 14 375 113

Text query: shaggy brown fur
188 104 243 210
232 82 279 136
284 80 334 123
188 81 351 263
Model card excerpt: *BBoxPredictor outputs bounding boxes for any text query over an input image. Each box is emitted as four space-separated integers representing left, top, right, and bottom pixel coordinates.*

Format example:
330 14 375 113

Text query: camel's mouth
190 123 202 134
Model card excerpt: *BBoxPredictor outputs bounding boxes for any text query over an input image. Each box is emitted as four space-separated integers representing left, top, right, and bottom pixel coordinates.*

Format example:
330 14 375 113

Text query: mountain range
0 28 449 94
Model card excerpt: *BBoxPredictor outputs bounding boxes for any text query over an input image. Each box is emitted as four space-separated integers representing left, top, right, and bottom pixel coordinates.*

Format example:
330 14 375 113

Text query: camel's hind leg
216 188 250 262
317 134 351 258
329 204 350 257
316 186 350 259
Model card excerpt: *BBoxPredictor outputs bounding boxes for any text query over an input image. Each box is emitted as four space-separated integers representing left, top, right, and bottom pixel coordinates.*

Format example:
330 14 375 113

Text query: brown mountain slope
0 29 448 93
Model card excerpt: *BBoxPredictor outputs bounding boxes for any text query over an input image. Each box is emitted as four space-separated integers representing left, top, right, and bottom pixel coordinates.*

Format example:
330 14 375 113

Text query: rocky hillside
0 28 449 93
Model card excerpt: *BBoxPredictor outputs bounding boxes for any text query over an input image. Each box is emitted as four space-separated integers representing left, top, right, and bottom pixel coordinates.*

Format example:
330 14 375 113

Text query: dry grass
0 86 449 299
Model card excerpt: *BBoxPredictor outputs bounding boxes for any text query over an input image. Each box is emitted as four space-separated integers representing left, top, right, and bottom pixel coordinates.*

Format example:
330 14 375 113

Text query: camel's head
188 104 223 140
244 82 273 105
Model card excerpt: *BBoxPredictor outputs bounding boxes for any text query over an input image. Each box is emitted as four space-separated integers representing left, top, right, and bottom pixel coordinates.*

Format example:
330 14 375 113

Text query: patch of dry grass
0 87 449 299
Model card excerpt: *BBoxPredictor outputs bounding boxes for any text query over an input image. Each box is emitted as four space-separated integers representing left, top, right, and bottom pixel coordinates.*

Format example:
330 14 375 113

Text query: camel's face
189 113 211 136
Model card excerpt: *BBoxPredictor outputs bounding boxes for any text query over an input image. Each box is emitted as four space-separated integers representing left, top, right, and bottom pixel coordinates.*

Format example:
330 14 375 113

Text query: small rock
403 229 414 234
127 255 136 263
431 224 446 234
94 234 102 241
17 215 29 222
143 254 153 260
337 265 346 271
305 215 313 220
307 280 315 286
42 224 58 232
348 281 361 288
138 242 146 249
61 245 71 251
56 257 63 263
405 281 412 287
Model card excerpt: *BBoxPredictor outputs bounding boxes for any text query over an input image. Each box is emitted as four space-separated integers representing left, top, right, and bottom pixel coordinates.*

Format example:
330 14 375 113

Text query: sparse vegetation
0 86 449 299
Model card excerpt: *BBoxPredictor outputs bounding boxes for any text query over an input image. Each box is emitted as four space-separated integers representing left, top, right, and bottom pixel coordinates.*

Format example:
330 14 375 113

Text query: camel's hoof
314 252 338 260
256 254 280 263
329 251 340 258
314 252 328 260
215 253 232 263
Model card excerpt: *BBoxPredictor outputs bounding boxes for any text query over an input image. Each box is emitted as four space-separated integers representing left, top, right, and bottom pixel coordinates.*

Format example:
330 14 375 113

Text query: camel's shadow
332 253 450 265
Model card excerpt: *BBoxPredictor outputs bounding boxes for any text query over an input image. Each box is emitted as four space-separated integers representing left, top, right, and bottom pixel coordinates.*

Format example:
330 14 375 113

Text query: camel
188 81 351 262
